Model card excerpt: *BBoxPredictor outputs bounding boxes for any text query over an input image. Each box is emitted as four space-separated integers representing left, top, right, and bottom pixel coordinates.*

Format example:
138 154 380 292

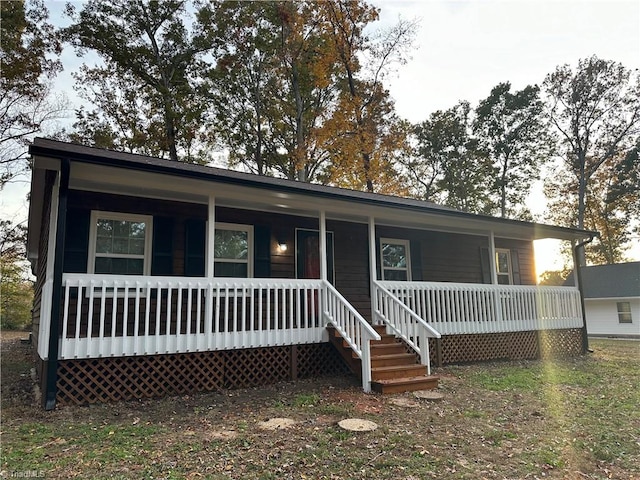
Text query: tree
474 82 551 219
319 0 416 193
544 152 636 264
209 1 339 181
608 139 640 232
0 220 33 330
207 0 414 193
543 56 640 237
407 102 493 213
63 0 217 163
538 269 571 286
0 0 64 187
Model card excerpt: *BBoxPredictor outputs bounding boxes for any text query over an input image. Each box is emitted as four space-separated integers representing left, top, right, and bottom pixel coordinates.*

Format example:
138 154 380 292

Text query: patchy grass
1 332 639 479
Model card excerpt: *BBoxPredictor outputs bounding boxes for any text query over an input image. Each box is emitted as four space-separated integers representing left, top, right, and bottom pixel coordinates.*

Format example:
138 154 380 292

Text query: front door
296 229 334 284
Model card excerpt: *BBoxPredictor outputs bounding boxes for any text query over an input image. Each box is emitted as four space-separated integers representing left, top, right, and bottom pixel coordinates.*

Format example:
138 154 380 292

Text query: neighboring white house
568 262 640 338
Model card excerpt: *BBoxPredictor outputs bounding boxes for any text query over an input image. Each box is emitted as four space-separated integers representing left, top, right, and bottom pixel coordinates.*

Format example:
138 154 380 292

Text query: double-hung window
214 223 253 277
88 212 153 275
380 238 411 281
495 249 512 285
617 302 633 324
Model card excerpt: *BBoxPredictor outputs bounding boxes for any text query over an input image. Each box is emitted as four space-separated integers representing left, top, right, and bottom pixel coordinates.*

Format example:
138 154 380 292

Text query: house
566 262 640 338
27 138 595 409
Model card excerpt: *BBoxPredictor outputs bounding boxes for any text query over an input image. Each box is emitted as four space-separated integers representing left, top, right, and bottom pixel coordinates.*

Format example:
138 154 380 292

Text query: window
214 223 253 277
88 212 153 275
380 238 411 281
617 302 633 324
495 249 512 285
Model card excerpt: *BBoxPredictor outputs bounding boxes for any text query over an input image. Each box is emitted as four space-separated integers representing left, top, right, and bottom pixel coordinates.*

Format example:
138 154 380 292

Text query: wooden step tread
370 353 416 361
372 375 439 385
371 364 426 381
370 342 404 350
371 364 426 373
371 375 440 394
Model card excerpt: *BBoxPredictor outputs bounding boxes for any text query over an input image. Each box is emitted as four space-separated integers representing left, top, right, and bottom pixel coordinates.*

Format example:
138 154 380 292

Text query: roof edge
29 138 597 241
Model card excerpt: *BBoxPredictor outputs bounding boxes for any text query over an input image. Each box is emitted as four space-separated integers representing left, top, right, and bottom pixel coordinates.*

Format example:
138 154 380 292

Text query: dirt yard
1 331 639 479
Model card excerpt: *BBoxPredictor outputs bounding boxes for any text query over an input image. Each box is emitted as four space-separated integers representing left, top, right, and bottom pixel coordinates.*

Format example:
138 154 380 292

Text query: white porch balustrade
378 281 583 336
322 281 380 392
60 274 331 360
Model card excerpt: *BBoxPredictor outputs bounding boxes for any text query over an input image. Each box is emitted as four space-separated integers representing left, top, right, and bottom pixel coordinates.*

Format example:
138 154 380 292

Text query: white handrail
321 280 380 392
373 281 440 375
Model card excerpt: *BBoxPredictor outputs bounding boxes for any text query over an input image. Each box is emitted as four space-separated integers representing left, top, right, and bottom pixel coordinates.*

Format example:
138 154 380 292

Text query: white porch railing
373 281 440 375
322 281 381 392
59 274 329 360
59 274 381 391
379 281 583 336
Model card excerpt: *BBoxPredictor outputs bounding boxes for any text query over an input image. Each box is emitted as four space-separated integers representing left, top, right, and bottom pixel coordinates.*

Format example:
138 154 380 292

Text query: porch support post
488 231 498 285
368 216 378 325
206 195 216 278
205 195 215 350
319 210 327 282
488 231 503 326
43 158 70 410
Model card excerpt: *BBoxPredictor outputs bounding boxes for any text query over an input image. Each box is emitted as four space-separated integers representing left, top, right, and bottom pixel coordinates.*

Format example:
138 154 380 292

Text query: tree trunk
292 63 307 182
576 164 588 266
162 92 179 162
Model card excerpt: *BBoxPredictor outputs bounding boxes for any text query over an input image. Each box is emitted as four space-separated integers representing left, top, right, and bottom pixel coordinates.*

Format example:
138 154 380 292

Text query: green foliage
0 220 32 330
408 101 494 213
538 269 571 286
292 393 320 407
543 56 640 247
474 82 551 219
62 0 218 163
0 258 33 330
0 0 64 187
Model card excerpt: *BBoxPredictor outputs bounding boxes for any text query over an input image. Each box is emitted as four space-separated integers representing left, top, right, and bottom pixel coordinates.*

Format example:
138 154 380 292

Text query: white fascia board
585 297 640 302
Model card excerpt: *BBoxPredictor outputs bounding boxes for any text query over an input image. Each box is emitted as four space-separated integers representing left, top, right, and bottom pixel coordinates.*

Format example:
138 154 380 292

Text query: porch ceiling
64 161 588 242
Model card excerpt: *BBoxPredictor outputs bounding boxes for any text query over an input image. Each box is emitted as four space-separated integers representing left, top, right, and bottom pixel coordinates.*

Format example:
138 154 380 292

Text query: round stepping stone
413 390 445 401
337 418 378 432
257 417 296 430
209 430 238 440
389 397 420 408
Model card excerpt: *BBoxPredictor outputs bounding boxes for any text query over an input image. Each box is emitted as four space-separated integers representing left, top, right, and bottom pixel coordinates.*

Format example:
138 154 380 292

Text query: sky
3 0 640 274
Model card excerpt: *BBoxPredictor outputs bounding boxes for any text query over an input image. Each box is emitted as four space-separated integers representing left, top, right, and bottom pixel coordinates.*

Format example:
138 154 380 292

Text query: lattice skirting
431 328 583 366
56 343 350 405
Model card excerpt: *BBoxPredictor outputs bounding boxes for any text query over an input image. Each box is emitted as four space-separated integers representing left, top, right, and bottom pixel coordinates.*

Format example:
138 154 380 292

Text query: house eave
29 138 596 242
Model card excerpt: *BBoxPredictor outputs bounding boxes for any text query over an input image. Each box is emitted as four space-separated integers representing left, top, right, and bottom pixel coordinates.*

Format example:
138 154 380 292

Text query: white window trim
214 222 254 278
87 211 153 276
380 238 412 281
495 248 513 285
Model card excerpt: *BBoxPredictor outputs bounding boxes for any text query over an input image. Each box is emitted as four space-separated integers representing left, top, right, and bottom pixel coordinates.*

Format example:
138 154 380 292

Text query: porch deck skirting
56 343 350 405
427 328 583 366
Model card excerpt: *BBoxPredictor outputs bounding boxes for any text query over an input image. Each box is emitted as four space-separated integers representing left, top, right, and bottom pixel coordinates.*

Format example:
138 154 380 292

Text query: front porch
50 273 584 403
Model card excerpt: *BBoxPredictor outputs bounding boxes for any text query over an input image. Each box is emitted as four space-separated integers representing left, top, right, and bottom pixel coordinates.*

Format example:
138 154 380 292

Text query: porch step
371 353 418 368
326 325 440 395
369 342 406 356
371 375 440 394
371 364 427 381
